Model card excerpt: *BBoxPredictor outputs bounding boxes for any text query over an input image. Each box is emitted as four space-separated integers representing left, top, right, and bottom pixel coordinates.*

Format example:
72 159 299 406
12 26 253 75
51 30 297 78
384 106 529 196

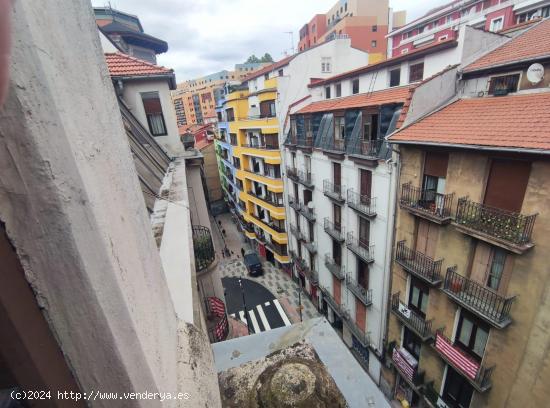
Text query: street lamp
238 277 252 334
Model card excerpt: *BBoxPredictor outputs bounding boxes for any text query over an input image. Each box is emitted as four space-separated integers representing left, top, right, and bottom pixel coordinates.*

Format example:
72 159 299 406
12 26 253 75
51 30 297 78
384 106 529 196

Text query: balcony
303 237 317 254
324 254 345 280
323 180 346 202
442 267 515 329
205 296 229 343
346 276 372 307
296 135 314 151
289 224 305 241
391 347 425 389
395 241 443 286
324 218 345 242
434 329 494 392
454 197 537 254
347 189 376 218
346 232 374 264
400 182 454 224
349 139 385 161
242 142 279 150
320 138 345 153
391 292 433 341
343 313 371 348
296 170 314 189
248 190 283 208
299 202 316 222
288 195 300 211
296 258 318 285
192 225 216 273
286 166 298 181
320 285 344 316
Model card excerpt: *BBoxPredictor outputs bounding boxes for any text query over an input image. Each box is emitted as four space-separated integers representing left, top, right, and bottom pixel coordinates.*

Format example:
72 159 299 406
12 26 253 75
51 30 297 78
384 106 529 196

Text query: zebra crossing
230 299 292 334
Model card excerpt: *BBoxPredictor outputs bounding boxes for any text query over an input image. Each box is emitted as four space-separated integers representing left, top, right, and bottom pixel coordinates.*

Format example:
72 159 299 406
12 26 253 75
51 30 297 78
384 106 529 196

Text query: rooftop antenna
284 31 295 55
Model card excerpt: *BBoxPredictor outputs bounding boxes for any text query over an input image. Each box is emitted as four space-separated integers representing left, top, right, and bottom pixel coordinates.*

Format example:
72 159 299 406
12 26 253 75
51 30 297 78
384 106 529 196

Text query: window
352 78 360 94
490 17 504 32
455 311 489 360
401 48 409 55
335 83 342 97
226 108 235 122
418 25 425 33
333 204 342 230
487 248 507 290
488 74 519 96
439 34 449 41
322 57 332 73
408 62 424 83
325 86 331 99
389 67 401 87
371 40 377 48
543 6 550 18
259 100 276 118
409 278 429 317
141 92 167 136
278 69 284 76
357 258 369 289
230 133 237 145
443 366 474 408
334 116 345 140
372 25 377 32
403 327 422 360
359 216 370 248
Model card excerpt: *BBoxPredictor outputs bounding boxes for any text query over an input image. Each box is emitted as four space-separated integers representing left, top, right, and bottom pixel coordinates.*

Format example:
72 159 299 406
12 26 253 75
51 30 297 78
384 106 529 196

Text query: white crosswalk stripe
238 310 247 325
248 309 261 333
273 299 292 326
256 304 271 331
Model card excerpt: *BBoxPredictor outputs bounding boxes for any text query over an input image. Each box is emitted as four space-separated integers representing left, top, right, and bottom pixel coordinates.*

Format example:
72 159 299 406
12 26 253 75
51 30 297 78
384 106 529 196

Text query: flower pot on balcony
450 279 463 293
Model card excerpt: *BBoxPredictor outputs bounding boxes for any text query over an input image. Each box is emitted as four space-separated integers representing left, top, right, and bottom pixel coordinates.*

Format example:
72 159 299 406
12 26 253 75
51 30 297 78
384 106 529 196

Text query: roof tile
390 92 550 151
105 52 173 77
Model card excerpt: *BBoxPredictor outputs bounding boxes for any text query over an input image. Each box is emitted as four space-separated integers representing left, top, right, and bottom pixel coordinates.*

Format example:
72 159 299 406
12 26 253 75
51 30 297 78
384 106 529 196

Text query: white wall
122 79 183 157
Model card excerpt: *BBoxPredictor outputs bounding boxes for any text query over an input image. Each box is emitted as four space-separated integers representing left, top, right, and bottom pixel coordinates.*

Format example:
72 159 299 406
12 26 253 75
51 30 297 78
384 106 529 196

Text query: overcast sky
91 0 444 81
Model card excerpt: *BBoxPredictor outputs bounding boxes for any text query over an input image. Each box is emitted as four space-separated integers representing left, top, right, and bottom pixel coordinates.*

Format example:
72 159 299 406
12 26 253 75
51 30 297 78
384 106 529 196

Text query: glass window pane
411 286 420 307
420 292 429 314
458 317 473 346
473 327 489 357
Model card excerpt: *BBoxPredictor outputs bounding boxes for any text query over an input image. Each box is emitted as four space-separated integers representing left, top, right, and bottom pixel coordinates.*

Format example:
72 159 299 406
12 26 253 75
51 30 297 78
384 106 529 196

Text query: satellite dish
527 63 544 84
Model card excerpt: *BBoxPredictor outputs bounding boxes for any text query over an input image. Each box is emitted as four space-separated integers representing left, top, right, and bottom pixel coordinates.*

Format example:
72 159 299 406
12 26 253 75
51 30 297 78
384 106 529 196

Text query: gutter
387 139 550 156
112 74 177 90
462 54 550 76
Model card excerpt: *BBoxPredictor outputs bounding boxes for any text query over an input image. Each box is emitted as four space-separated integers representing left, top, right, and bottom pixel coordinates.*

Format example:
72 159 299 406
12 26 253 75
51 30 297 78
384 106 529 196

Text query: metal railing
206 296 229 343
400 182 454 221
346 276 373 306
296 258 318 284
242 142 279 150
324 218 345 242
391 292 433 340
347 189 376 217
442 266 515 327
248 190 282 207
324 254 345 280
395 241 443 285
288 195 300 211
296 136 314 148
299 202 316 221
320 285 343 316
296 169 313 187
192 226 215 273
346 232 374 263
391 347 425 387
455 197 536 246
323 179 345 201
286 166 298 180
343 310 371 348
357 139 385 159
289 224 305 241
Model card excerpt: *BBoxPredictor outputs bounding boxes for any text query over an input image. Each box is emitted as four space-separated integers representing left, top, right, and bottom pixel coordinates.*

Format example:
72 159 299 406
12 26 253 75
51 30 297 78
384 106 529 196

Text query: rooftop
296 86 412 114
105 53 175 86
307 39 458 88
464 19 550 73
389 91 550 152
243 55 295 81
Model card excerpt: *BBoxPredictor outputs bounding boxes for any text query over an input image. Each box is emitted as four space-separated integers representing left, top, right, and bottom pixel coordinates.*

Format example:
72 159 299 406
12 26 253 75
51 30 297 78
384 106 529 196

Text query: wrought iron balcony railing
296 258 318 284
434 329 494 392
324 254 345 280
391 346 425 388
289 224 305 241
286 166 298 181
347 189 376 217
248 190 283 208
299 202 316 222
192 225 215 273
350 139 385 160
454 197 536 253
296 136 314 148
395 241 443 286
346 232 374 264
288 195 300 211
324 218 345 242
242 142 279 150
296 169 314 188
400 182 454 224
205 296 229 343
320 285 344 316
391 292 433 341
321 138 345 152
303 238 317 254
346 275 372 307
442 266 515 328
343 311 371 348
323 180 346 202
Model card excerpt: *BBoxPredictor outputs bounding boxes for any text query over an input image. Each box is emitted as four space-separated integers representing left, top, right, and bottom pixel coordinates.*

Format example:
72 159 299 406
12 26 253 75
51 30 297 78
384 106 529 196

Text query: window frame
141 92 168 136
352 78 360 94
389 67 401 87
455 310 490 361
408 61 424 83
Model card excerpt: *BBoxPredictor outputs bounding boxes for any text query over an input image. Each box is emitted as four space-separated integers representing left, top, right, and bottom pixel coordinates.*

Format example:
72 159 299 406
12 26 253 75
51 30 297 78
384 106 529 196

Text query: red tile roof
296 86 412 114
308 39 458 88
243 56 295 81
105 52 173 77
464 19 550 73
389 92 550 151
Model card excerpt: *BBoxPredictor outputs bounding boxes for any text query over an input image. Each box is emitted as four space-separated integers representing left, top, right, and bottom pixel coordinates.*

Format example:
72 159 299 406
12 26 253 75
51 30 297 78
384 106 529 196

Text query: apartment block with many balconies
384 18 550 408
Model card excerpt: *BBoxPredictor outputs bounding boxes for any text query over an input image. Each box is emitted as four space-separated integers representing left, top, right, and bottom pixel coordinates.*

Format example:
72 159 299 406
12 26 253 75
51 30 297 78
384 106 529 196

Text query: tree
261 53 274 63
246 55 261 63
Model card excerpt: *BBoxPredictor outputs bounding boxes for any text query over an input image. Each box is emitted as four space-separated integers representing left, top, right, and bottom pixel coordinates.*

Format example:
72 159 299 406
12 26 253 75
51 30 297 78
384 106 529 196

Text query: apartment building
94 6 167 64
216 38 370 268
282 25 506 383
385 18 550 408
387 0 550 58
298 0 406 61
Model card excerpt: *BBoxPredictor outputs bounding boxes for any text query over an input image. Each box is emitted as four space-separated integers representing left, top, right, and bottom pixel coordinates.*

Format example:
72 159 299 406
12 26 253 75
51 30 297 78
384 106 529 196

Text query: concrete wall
0 1 220 406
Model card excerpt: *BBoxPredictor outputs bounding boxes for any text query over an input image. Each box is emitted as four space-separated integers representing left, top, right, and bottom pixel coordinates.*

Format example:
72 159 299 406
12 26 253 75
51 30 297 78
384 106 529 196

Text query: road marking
248 309 261 333
264 301 270 306
256 304 271 331
273 299 292 326
238 310 247 326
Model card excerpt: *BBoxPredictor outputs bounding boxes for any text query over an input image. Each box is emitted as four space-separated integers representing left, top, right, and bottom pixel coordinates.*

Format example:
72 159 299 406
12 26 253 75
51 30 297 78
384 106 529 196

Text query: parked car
243 252 263 277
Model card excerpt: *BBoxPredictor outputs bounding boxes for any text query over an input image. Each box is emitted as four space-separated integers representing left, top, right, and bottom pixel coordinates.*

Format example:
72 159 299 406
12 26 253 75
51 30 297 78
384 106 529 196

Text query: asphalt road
222 276 291 334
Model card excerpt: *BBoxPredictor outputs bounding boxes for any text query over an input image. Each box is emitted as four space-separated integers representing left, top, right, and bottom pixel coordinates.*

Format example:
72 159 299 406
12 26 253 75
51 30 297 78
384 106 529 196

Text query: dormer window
488 74 519 96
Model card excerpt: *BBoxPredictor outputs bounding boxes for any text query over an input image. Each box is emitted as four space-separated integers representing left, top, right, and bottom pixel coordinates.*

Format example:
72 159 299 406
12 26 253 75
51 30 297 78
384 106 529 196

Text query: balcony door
332 239 342 266
360 169 372 200
304 155 311 174
408 277 429 318
415 219 437 258
357 259 369 290
356 298 366 332
470 241 511 295
455 310 489 362
333 162 341 190
333 204 342 231
422 152 448 208
359 216 370 249
484 159 530 212
442 365 474 408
